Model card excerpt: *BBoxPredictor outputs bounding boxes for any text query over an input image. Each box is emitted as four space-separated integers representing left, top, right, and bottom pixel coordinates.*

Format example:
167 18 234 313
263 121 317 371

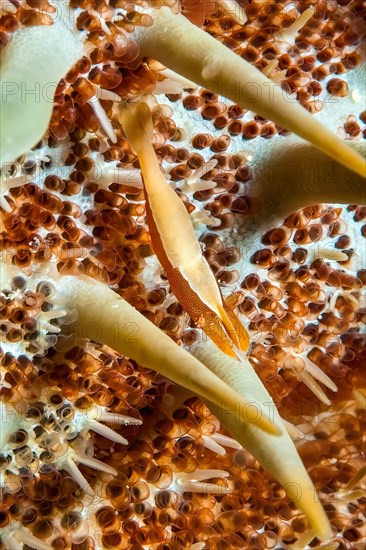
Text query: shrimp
119 102 249 359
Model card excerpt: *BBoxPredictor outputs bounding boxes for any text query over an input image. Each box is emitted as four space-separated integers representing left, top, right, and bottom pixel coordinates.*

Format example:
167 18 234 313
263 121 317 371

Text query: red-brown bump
240 43 259 62
200 89 218 102
169 164 192 181
229 195 249 214
302 99 324 114
227 120 243 136
251 249 276 268
214 114 229 129
201 102 227 120
344 115 362 138
312 259 331 281
183 95 205 110
327 77 349 97
242 121 261 139
175 148 190 162
187 153 204 170
261 122 278 138
262 226 292 247
192 134 214 149
210 135 231 153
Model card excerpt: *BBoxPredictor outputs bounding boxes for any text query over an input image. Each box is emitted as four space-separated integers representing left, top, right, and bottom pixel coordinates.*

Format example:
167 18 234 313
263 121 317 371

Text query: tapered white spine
0 11 84 164
133 7 366 178
191 340 332 542
249 138 366 221
52 273 280 436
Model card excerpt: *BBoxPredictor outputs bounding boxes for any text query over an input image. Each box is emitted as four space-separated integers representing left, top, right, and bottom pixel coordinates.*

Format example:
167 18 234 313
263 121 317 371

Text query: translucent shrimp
119 102 249 359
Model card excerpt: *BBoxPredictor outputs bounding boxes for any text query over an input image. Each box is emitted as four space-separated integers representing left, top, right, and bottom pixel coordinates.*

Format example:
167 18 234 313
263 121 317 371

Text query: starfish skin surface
0 1 365 549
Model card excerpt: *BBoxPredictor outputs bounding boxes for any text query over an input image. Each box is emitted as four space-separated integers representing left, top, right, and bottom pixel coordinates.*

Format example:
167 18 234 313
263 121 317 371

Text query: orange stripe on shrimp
119 102 249 359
